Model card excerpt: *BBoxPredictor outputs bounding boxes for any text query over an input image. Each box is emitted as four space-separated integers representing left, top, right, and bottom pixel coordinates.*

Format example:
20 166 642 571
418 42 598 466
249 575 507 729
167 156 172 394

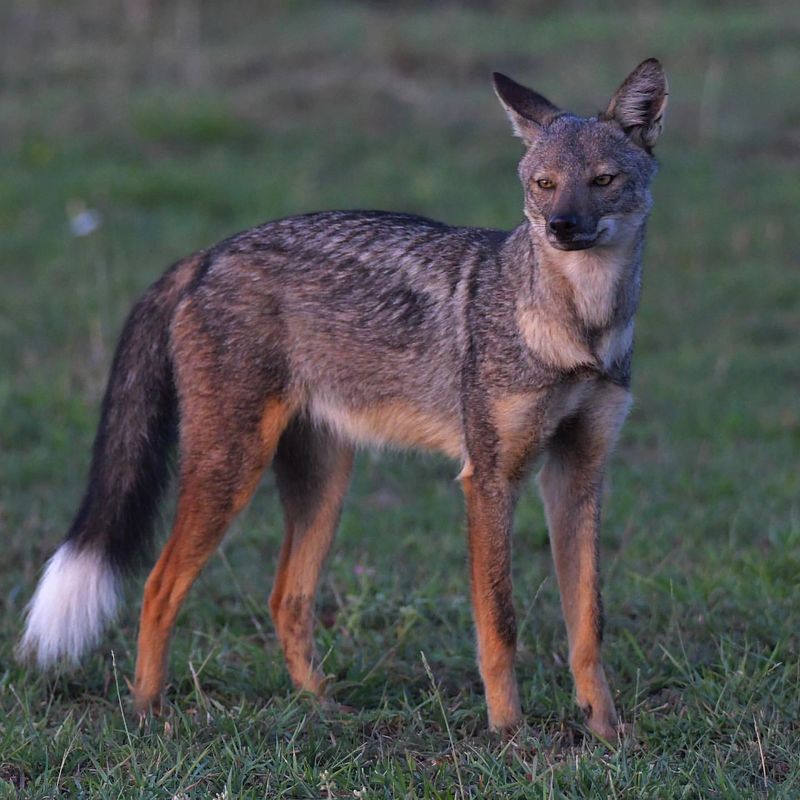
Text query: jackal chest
489 378 599 475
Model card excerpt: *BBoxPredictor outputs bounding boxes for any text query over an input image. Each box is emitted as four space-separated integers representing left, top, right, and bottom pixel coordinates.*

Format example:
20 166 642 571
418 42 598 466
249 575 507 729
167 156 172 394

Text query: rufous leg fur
270 420 354 696
462 471 522 731
538 386 631 740
133 393 293 712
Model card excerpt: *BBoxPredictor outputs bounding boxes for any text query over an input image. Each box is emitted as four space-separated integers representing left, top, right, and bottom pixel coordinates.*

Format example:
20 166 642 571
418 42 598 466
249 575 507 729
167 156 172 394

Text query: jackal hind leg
461 469 522 731
538 391 630 741
270 419 354 697
133 393 293 713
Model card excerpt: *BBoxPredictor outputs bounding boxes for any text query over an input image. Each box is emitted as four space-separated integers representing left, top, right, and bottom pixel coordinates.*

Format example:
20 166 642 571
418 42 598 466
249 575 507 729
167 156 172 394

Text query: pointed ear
492 72 561 146
604 58 668 151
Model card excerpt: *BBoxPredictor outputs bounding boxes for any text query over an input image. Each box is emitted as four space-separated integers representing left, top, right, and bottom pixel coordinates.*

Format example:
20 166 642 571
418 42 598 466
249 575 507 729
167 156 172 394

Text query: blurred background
1 1 798 796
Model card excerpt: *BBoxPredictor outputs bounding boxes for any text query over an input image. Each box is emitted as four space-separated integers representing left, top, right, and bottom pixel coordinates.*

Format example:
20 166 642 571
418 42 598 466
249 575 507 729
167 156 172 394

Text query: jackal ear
605 58 668 151
493 72 561 146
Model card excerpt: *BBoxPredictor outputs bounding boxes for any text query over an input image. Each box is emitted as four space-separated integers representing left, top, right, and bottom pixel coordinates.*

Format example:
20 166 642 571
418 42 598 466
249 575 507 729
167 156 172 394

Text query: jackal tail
18 259 195 667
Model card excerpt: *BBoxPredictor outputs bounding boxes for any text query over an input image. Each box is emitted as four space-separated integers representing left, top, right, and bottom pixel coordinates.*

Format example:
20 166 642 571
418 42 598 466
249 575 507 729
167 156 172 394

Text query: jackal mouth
547 236 600 252
546 223 613 251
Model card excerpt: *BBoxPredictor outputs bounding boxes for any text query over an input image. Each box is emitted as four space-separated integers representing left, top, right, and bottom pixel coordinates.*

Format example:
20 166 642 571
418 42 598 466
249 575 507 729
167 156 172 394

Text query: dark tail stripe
66 257 198 574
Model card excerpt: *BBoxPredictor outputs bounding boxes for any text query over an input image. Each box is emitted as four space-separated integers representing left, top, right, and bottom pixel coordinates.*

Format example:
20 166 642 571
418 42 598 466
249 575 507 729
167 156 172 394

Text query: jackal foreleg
462 471 521 731
538 386 630 740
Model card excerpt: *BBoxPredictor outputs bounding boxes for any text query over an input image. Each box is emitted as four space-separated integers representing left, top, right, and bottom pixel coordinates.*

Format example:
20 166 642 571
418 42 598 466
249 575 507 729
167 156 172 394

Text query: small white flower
69 208 102 237
319 769 336 796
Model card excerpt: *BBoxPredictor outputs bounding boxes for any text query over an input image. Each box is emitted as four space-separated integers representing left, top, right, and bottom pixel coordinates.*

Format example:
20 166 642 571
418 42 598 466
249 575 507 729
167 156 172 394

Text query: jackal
20 59 667 739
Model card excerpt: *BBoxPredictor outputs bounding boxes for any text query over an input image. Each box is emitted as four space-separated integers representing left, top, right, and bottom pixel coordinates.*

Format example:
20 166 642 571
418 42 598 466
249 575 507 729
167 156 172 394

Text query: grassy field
1 1 799 797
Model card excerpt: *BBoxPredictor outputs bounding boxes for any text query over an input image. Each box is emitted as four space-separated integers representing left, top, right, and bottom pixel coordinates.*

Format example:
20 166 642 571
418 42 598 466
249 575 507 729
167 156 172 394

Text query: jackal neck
505 221 643 371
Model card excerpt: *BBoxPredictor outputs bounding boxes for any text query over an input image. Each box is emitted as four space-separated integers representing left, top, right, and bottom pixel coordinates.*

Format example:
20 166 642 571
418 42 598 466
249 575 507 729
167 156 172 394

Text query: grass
1 1 799 797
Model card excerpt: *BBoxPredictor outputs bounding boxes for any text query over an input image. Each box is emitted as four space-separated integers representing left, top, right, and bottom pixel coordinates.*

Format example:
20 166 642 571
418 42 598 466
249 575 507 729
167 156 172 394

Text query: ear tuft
605 58 668 151
492 72 561 146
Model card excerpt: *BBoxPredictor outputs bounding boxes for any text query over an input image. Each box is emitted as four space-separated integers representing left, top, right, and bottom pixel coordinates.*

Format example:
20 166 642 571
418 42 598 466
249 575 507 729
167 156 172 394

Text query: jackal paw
488 709 523 734
318 697 357 715
582 703 627 743
131 682 164 717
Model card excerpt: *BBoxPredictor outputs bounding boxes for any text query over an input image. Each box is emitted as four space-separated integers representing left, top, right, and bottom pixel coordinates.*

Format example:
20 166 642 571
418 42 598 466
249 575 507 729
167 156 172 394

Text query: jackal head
494 59 668 252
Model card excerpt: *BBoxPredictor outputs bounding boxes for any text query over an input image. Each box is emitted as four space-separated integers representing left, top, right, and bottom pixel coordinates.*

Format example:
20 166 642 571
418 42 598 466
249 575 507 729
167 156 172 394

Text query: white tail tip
18 543 120 668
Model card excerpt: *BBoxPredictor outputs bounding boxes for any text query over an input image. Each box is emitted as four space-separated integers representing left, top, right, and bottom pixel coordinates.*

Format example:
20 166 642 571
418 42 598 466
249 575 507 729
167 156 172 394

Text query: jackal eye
536 178 555 190
593 174 615 186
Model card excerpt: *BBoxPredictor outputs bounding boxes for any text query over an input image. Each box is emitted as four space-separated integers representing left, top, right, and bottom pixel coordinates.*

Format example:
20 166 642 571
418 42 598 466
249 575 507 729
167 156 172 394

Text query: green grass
1 1 799 797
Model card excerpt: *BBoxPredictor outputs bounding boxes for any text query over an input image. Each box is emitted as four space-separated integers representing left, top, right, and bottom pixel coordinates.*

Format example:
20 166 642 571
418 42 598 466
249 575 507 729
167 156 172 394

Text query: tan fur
491 392 541 474
309 396 464 459
516 307 594 370
456 458 474 480
491 383 590 476
556 248 625 328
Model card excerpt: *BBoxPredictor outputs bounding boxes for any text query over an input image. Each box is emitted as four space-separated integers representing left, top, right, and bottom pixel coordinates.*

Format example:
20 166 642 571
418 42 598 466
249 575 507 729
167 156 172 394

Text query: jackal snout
544 195 619 252
546 211 599 250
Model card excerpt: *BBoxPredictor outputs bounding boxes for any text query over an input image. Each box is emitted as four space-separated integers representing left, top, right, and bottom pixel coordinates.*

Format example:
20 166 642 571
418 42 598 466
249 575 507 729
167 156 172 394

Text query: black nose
548 214 578 237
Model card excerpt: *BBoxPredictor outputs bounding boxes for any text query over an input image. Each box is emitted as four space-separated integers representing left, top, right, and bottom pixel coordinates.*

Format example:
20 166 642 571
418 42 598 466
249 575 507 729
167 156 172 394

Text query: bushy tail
19 259 195 668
